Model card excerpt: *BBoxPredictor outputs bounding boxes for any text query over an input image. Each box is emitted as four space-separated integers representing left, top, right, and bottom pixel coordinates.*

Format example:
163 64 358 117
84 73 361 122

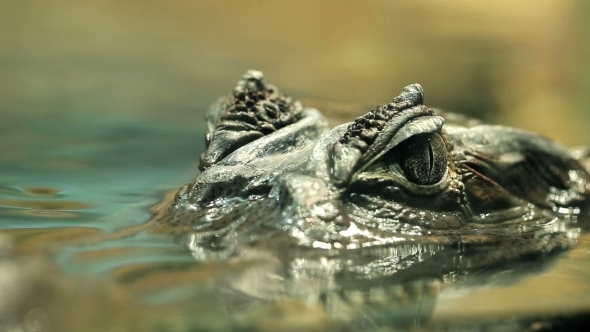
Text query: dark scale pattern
340 103 396 148
218 70 302 134
199 70 307 171
339 84 428 152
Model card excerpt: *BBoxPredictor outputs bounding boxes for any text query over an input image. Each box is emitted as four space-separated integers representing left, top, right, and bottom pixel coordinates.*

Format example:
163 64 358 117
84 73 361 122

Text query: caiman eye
354 130 452 196
390 133 448 185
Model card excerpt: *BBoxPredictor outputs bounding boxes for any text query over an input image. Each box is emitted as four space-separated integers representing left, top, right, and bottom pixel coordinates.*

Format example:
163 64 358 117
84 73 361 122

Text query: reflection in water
3 208 82 219
22 186 62 198
0 199 89 211
4 228 102 255
0 195 589 331
171 217 579 329
196 245 442 328
0 185 88 219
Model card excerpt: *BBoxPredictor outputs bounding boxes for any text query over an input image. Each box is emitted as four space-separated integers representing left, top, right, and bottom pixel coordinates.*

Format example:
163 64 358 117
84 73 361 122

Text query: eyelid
354 115 444 177
351 130 455 196
354 166 452 196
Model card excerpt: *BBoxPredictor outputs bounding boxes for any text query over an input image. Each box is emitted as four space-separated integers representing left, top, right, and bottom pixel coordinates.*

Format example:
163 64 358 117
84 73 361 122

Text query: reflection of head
199 240 563 328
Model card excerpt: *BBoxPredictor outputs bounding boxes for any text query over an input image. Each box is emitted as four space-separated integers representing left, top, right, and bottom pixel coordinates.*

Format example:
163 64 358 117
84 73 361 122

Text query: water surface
1 103 590 332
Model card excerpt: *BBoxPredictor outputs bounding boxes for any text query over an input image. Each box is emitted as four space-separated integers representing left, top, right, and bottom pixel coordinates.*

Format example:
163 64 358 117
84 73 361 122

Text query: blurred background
1 0 588 145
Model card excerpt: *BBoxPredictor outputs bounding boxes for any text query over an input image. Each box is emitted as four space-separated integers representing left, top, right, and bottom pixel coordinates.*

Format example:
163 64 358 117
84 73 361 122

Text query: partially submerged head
162 70 589 254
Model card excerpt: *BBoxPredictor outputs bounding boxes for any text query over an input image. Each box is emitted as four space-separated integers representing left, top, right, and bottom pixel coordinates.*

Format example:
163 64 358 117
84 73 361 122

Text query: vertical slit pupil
391 133 447 185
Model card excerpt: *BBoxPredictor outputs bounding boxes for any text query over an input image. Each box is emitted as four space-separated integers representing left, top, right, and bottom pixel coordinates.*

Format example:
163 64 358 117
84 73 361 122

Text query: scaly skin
156 70 589 254
149 70 590 326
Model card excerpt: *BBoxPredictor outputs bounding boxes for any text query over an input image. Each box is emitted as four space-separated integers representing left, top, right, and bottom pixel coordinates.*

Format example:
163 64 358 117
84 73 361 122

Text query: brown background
1 0 588 145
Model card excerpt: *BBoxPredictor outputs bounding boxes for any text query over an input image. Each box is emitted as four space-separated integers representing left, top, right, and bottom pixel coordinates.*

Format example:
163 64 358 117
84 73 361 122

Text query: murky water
2 0 590 331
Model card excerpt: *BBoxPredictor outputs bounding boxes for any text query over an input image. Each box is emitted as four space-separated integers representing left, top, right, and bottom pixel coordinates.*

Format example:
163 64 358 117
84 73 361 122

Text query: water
0 116 220 330
2 98 590 332
2 1 590 330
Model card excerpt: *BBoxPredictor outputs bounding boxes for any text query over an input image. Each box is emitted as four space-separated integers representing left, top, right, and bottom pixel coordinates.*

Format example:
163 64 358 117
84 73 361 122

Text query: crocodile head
146 70 590 327
158 70 589 264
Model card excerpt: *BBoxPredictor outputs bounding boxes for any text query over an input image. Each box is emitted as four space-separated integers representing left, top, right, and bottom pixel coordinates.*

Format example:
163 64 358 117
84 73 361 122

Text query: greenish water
1 116 200 230
0 115 241 330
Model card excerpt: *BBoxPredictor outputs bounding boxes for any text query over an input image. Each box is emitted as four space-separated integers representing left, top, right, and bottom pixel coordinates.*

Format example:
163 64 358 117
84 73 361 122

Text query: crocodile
158 69 589 253
150 70 590 327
